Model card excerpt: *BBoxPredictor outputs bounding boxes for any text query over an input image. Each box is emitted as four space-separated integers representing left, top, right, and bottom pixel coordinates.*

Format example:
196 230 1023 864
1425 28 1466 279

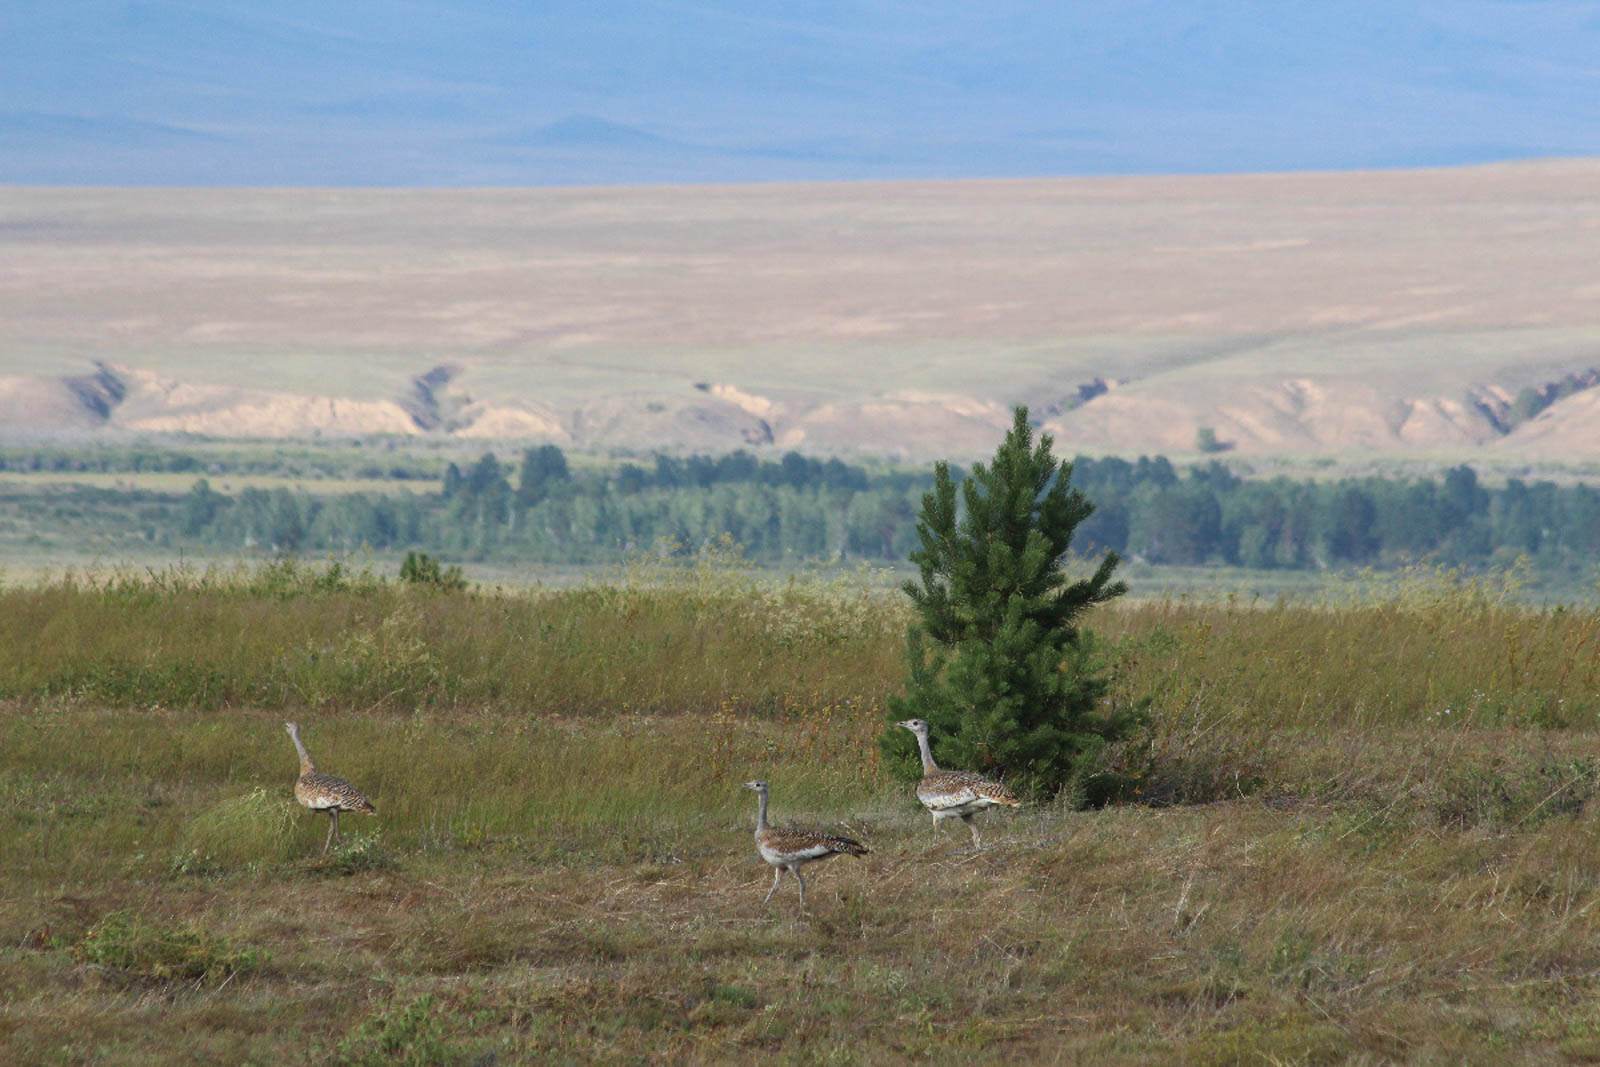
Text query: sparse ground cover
5 564 1600 1062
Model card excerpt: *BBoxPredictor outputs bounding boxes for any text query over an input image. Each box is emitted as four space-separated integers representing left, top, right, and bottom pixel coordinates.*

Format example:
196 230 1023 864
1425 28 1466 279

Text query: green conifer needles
881 406 1132 801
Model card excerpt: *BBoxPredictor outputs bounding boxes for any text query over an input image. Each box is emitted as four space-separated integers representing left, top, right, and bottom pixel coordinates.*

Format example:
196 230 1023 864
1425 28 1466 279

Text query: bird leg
324 809 340 853
763 868 784 903
962 813 982 850
795 869 807 907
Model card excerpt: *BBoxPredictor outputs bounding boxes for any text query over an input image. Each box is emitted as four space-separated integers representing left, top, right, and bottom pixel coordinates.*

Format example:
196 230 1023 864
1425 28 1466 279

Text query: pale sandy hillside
1 161 1597 458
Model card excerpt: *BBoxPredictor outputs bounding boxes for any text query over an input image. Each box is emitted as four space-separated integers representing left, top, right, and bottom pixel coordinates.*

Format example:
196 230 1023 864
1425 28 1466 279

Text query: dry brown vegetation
5 564 1600 1062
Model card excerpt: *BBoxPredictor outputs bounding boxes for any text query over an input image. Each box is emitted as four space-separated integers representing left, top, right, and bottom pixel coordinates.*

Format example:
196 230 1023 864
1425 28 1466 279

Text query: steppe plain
9 165 1600 1065
3 160 1599 460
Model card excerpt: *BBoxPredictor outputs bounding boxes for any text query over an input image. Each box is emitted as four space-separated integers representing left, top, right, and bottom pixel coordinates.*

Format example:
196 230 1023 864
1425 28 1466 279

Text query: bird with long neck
285 722 375 854
743 780 868 906
897 718 1020 849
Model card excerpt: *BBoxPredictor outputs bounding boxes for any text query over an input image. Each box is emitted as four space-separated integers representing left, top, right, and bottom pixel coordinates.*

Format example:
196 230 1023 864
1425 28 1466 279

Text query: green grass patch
177 786 301 870
75 909 266 986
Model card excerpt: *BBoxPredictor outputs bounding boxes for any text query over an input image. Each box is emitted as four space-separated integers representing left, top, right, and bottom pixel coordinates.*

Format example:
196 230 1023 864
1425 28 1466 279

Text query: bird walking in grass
743 780 868 906
896 718 1021 849
284 721 375 853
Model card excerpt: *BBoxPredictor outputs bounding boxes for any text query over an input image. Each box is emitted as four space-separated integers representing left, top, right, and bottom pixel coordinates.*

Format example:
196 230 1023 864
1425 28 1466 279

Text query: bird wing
296 771 375 813
760 826 870 858
918 769 1021 810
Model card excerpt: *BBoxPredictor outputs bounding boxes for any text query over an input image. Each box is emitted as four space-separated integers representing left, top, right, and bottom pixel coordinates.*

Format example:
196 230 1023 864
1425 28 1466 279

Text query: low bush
336 994 462 1066
179 786 301 868
76 910 265 985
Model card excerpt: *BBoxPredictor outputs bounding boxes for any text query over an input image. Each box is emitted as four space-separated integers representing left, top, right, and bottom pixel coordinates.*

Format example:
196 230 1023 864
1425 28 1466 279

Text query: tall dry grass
0 557 907 715
6 560 1599 729
1102 566 1600 734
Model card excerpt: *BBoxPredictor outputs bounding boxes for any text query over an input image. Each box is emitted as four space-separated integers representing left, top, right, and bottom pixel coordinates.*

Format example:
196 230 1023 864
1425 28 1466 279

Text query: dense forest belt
10 442 1600 580
2 561 1595 733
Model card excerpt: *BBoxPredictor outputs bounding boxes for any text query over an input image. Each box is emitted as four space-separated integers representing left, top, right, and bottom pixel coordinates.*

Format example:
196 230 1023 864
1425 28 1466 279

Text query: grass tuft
75 909 266 986
335 993 462 1067
305 831 396 877
179 786 300 869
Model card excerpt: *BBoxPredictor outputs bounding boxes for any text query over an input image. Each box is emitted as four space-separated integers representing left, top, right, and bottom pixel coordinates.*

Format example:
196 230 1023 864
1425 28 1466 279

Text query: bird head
896 718 928 735
742 780 768 794
284 722 300 737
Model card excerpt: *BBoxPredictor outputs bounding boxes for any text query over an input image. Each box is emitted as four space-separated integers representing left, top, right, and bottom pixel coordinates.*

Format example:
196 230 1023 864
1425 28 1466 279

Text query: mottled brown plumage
743 780 868 906
285 721 375 853
897 719 1021 849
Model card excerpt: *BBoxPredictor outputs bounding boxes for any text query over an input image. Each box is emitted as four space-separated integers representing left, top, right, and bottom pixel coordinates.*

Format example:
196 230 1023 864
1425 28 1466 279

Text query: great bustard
743 780 868 906
284 722 375 853
896 718 1021 849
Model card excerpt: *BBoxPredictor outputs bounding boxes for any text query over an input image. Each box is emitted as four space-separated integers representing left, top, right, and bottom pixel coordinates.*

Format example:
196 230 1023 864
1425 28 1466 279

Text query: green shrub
179 786 300 867
1432 756 1597 830
399 551 466 590
880 406 1132 800
336 994 456 1066
311 832 396 877
76 910 265 984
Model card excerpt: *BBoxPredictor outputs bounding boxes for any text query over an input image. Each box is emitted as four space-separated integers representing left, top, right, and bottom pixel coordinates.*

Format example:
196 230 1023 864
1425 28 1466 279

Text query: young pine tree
879 406 1131 801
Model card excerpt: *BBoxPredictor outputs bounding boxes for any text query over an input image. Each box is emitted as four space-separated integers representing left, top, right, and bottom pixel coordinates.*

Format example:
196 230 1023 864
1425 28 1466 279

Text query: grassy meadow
6 560 1600 1063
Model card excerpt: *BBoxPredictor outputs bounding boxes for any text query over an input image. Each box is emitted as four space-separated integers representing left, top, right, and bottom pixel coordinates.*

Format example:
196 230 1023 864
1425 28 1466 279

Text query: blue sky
3 1 1598 185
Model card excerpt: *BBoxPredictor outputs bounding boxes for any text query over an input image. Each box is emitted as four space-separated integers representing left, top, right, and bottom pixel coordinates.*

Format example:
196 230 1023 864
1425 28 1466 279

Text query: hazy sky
3 1 1599 185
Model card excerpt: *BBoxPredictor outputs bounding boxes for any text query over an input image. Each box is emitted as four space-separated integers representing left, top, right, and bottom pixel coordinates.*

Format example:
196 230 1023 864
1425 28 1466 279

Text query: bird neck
289 730 315 775
754 790 769 831
915 731 939 773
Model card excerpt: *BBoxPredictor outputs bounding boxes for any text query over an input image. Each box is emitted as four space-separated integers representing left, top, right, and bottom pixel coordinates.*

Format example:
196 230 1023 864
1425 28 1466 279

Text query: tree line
56 444 1600 573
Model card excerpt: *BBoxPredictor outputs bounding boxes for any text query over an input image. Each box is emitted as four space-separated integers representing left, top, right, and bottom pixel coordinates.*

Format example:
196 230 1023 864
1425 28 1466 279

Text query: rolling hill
2 161 1598 461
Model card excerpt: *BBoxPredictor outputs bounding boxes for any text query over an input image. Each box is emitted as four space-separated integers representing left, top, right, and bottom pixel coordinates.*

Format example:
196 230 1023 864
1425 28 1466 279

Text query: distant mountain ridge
2 1 1597 185
9 352 1600 461
2 164 1598 461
